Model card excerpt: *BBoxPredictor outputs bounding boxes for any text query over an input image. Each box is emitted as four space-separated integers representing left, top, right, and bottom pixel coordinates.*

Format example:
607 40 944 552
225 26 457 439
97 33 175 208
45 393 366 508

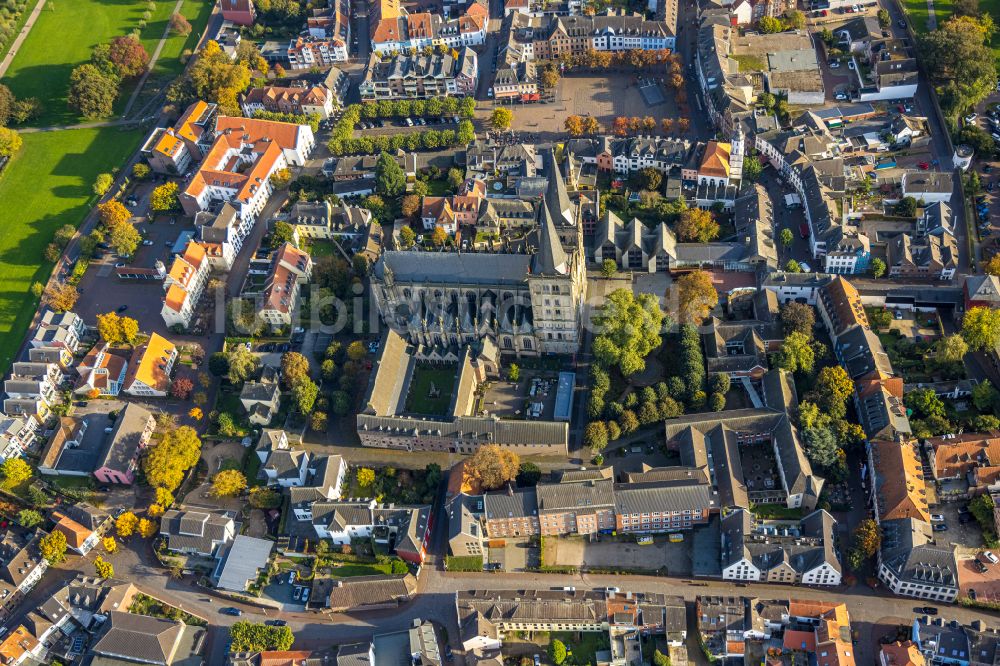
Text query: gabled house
160 509 235 558
93 403 156 485
0 415 38 462
161 240 212 329
140 100 217 175
30 310 85 353
259 243 313 329
122 333 177 397
73 344 129 397
240 366 282 426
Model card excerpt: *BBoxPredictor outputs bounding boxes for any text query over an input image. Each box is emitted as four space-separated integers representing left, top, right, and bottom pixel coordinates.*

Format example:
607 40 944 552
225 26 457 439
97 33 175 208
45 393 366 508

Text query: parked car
975 560 989 573
142 240 154 246
292 587 302 601
830 60 841 69
920 606 938 615
220 607 242 616
301 587 310 603
116 305 128 313
965 113 979 124
918 162 930 170
897 18 906 27
932 524 948 532
265 619 287 626
984 550 999 564
287 571 296 584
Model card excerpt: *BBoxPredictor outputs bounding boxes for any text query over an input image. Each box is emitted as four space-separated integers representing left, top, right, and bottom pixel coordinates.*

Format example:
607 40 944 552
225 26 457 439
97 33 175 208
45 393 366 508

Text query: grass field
404 363 457 415
902 0 1000 62
0 126 141 373
2 0 211 125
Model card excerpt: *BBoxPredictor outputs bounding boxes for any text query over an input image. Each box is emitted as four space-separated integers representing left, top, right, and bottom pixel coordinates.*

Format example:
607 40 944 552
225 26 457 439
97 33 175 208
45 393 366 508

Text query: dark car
933 524 948 532
920 606 938 615
897 19 906 27
220 607 243 616
265 619 287 626
116 305 129 313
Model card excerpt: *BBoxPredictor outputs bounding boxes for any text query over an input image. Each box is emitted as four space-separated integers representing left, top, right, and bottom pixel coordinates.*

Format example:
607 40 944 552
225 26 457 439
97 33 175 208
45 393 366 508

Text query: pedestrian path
0 0 47 79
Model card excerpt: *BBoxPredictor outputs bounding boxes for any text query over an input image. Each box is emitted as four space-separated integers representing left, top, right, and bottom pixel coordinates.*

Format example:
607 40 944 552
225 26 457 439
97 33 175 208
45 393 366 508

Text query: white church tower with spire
729 124 745 183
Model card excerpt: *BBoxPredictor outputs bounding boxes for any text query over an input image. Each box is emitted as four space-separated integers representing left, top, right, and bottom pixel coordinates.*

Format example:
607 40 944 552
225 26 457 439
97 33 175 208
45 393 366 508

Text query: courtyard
480 371 561 420
404 362 458 415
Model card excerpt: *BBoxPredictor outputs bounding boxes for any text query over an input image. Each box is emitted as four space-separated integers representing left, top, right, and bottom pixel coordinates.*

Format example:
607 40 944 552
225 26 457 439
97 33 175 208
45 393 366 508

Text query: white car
985 550 1000 565
829 60 841 69
851 3 860 11
965 113 979 124
835 92 848 101
930 514 945 522
799 261 812 272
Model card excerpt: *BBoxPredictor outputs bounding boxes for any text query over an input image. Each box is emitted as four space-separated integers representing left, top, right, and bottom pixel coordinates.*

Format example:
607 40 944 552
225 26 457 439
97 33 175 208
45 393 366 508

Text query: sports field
0 127 142 372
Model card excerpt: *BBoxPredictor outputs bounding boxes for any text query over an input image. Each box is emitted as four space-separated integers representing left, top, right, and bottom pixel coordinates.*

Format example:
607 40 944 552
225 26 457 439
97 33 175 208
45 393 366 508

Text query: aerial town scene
0 0 997 662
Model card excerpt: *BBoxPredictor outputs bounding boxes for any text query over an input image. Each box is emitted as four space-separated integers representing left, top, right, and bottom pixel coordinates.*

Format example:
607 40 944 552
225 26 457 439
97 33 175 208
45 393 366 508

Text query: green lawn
328 563 395 577
902 0 1000 62
2 0 211 126
404 363 458 415
0 127 141 374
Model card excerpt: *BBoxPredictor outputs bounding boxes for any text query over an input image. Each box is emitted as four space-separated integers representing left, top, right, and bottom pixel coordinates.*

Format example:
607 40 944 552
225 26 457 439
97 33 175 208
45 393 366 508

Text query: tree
962 306 1000 351
780 302 815 337
759 15 783 32
895 196 917 217
0 125 21 159
851 518 882 559
516 462 542 487
116 511 139 538
0 84 12 127
467 444 520 490
431 227 448 247
815 366 853 413
401 195 421 219
675 270 718 324
0 458 31 487
271 220 294 246
107 35 150 78
564 115 585 136
138 517 157 538
919 16 997 114
803 427 840 469
600 259 617 278
871 258 887 279
44 283 80 312
281 351 311 387
108 221 140 257
330 390 352 416
103 536 118 553
293 379 319 414
143 426 202 491
653 650 671 666
709 392 726 411
675 207 720 242
93 173 114 196
972 381 1000 413
936 334 968 364
229 622 295 652
357 467 376 487
541 66 560 89
549 640 567 666
375 151 406 198
68 64 118 118
310 411 328 432
228 346 259 384
973 414 1000 431
94 556 114 579
170 12 193 35
249 487 282 509
399 225 416 248
985 255 1000 277
584 421 608 451
592 290 665 376
170 377 194 400
447 167 465 192
743 155 763 182
490 107 513 131
17 509 42 528
776 331 815 374
98 200 131 228
10 97 43 124
210 470 247 498
905 387 947 419
637 167 662 191
150 182 179 211
168 41 251 115
39 531 67 564
508 364 521 382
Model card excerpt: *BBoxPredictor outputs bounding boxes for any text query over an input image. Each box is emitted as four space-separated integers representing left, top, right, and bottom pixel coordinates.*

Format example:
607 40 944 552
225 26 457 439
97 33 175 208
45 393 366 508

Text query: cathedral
370 150 587 356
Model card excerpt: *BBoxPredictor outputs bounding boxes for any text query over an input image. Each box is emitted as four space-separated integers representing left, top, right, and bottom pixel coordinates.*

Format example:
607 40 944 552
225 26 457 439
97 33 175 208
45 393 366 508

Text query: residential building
531 13 675 57
720 509 841 585
30 310 85 353
319 574 417 612
858 38 919 102
880 641 925 666
369 0 488 53
258 242 312 329
816 276 868 345
287 200 374 241
701 292 782 379
241 84 337 119
214 535 274 592
762 271 834 305
161 240 212 329
122 332 177 397
51 510 102 556
924 432 1000 500
0 529 48 599
93 403 156 485
73 344 129 397
38 414 114 478
160 509 235 558
140 101 218 175
195 202 246 271
89 611 206 664
4 361 62 421
447 494 484 556
307 501 432 564
307 0 350 45
901 171 953 204
287 35 349 69
0 416 38 462
912 617 998 666
886 232 958 280
964 274 1000 310
240 366 282 425
360 48 478 100
877 518 958 602
220 0 255 25
0 625 41 666
180 116 315 223
30 574 137 640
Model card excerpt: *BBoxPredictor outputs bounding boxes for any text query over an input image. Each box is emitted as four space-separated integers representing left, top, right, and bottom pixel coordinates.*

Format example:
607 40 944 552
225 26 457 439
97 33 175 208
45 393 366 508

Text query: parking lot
505 74 686 138
543 534 692 576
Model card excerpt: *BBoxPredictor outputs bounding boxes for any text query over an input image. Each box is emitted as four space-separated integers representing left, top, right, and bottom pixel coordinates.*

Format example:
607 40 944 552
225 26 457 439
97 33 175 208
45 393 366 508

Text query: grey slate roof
90 610 192 664
96 403 153 475
214 535 273 591
483 487 536 520
325 573 417 610
160 509 232 556
536 479 614 513
614 482 715 514
375 251 533 286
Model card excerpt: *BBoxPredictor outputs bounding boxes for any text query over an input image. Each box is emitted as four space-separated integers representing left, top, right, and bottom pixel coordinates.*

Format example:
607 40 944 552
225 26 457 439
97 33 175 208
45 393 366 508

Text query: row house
92 403 156 485
307 0 350 43
180 115 314 224
308 501 432 564
140 101 217 175
160 240 212 330
240 84 337 119
720 509 842 586
287 35 349 69
287 200 375 242
195 202 245 271
532 13 676 58
258 242 313 329
420 179 485 233
30 310 85 353
3 361 62 422
0 416 38 462
369 0 488 53
886 231 958 281
359 47 478 100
